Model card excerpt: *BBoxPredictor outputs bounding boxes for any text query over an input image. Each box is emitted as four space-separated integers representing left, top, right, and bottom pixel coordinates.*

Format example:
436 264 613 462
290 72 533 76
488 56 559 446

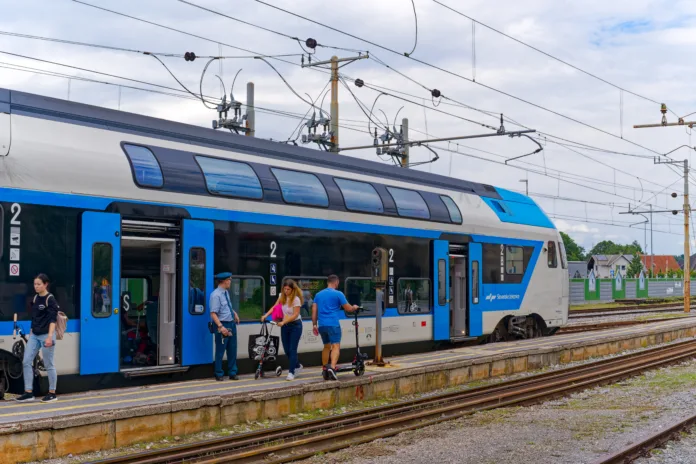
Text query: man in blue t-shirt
311 274 358 380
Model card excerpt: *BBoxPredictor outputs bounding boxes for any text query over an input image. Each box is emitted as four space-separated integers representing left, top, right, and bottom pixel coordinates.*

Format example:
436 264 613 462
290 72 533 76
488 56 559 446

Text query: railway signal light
184 52 196 62
372 247 388 284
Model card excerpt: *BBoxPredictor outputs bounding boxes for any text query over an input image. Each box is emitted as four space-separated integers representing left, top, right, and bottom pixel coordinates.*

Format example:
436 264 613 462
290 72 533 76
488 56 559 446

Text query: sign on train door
181 219 214 366
80 212 121 375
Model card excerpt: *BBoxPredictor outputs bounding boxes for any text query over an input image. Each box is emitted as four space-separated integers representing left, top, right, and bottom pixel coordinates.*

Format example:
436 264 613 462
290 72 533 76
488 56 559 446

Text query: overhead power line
431 0 678 116
72 0 661 168
253 0 666 157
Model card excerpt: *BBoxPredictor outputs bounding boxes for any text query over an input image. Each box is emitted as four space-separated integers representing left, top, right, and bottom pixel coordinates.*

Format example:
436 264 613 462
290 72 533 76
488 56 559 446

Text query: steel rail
594 413 696 463
570 307 689 319
90 339 696 464
558 317 691 334
571 302 696 316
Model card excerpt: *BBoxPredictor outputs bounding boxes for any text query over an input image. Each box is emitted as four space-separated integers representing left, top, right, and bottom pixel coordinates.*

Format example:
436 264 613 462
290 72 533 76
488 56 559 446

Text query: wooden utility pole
303 54 368 152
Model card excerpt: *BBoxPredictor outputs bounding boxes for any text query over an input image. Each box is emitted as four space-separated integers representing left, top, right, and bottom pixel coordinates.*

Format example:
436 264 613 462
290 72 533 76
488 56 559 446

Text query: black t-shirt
31 294 59 335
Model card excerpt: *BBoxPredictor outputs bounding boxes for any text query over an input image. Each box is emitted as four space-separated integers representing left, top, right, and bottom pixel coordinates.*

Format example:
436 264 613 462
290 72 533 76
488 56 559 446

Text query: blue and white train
0 88 569 394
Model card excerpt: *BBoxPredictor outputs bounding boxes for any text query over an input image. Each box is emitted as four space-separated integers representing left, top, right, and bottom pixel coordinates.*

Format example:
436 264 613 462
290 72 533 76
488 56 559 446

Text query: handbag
271 303 284 321
248 323 280 360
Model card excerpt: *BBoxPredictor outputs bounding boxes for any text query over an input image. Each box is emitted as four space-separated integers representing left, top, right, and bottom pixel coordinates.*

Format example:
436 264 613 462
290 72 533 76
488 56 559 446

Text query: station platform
3 317 696 463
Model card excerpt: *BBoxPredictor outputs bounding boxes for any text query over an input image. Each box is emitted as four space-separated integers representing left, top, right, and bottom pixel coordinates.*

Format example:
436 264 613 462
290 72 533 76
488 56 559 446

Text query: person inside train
261 279 304 381
311 274 359 380
15 274 59 403
210 272 241 381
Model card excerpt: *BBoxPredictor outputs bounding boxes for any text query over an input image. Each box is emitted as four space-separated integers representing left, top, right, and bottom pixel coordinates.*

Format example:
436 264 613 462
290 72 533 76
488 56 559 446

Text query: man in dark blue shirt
311 275 358 380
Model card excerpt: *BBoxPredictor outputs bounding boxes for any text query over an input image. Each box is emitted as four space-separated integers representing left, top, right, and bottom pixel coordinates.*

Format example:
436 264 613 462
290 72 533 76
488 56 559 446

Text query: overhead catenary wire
253 0 668 157
71 0 656 168
431 0 679 117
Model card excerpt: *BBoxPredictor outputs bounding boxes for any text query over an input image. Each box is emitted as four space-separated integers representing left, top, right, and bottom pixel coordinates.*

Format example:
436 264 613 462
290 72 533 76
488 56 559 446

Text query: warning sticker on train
9 263 19 277
9 248 19 261
10 227 20 246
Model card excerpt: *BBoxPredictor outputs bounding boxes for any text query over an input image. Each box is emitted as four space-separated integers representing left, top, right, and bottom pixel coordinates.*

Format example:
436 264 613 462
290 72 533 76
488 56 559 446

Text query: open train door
80 212 121 375
181 219 214 366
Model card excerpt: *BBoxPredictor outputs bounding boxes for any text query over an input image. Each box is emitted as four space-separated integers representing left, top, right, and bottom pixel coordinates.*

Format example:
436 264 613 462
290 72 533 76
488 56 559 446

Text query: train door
468 243 483 337
449 243 468 339
80 212 121 375
432 240 450 341
181 219 214 366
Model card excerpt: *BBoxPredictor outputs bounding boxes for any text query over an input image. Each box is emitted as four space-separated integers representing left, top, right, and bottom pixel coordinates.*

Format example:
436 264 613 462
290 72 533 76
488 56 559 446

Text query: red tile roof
640 255 682 273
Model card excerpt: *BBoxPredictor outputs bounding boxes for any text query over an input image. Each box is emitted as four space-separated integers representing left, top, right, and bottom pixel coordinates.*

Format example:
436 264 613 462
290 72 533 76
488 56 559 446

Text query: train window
397 278 431 314
440 195 463 224
92 243 113 318
272 168 329 207
122 144 164 188
472 261 479 304
438 259 447 305
229 276 265 321
189 248 206 315
335 178 384 214
547 241 558 268
120 278 149 322
345 278 382 316
196 156 263 199
482 243 533 284
285 277 328 319
387 187 430 219
558 240 568 269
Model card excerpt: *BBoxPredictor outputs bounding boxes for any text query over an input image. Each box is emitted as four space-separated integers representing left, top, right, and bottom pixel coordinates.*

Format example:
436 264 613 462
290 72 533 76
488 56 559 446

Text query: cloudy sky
2 0 695 256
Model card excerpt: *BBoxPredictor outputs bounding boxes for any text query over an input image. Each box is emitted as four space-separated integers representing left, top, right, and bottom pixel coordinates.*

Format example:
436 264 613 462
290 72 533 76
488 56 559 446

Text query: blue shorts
318 326 342 345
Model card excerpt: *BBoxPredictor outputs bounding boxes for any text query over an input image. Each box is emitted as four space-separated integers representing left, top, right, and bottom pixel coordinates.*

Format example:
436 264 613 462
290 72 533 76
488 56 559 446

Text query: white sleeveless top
282 296 302 322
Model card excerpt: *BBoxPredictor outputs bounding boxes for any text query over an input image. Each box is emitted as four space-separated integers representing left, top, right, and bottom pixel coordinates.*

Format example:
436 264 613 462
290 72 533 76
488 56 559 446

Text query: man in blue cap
210 272 241 380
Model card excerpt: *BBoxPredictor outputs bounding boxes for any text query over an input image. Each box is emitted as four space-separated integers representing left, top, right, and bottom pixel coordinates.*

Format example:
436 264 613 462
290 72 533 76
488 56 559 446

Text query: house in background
586 254 634 278
641 255 682 275
568 261 587 279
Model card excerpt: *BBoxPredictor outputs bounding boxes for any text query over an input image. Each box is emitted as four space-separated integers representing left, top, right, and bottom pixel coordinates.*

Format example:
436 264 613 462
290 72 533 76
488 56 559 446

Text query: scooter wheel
354 364 365 376
254 370 260 380
275 366 283 377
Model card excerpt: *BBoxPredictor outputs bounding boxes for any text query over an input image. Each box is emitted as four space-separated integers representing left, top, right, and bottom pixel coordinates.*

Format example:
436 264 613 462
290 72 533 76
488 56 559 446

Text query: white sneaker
286 373 295 381
296 364 303 372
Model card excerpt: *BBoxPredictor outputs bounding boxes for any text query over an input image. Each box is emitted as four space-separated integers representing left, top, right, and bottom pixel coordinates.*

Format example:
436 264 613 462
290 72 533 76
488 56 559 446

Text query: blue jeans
214 321 238 377
281 321 302 374
23 333 57 393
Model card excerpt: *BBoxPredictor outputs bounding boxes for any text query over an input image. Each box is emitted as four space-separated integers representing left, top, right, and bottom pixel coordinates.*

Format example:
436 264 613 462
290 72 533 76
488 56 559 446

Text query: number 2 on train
270 241 277 258
10 203 21 225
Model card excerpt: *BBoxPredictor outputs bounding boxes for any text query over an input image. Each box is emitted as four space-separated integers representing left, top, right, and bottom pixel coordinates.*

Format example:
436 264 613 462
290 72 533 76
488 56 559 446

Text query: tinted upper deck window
195 156 263 199
271 168 329 207
335 178 384 213
440 195 463 223
123 144 163 188
386 187 430 219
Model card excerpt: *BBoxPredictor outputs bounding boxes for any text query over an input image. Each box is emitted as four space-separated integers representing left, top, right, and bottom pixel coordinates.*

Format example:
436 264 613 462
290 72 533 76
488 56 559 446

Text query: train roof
0 87 521 203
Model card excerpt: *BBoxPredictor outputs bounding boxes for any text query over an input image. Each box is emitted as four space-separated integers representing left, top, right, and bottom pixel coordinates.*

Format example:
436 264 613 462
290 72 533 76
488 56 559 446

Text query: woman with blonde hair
261 279 304 380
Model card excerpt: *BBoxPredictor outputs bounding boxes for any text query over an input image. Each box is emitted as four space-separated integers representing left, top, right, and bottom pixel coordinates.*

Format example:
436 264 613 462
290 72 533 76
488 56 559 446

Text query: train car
0 88 569 394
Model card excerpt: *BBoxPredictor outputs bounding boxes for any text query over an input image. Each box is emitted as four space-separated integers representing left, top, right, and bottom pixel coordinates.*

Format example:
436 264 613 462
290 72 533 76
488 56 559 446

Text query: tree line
560 232 693 279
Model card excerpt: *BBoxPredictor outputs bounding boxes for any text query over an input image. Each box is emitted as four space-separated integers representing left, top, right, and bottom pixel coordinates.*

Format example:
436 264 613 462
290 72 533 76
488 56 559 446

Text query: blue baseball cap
214 272 232 280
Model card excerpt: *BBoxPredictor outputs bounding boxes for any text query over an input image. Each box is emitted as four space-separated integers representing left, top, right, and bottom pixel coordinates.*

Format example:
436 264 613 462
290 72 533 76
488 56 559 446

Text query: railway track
91 338 696 464
558 317 691 334
570 302 696 319
594 413 696 463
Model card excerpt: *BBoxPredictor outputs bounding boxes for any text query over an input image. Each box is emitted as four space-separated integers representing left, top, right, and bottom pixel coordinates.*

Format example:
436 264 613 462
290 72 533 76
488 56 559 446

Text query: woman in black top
15 274 59 403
